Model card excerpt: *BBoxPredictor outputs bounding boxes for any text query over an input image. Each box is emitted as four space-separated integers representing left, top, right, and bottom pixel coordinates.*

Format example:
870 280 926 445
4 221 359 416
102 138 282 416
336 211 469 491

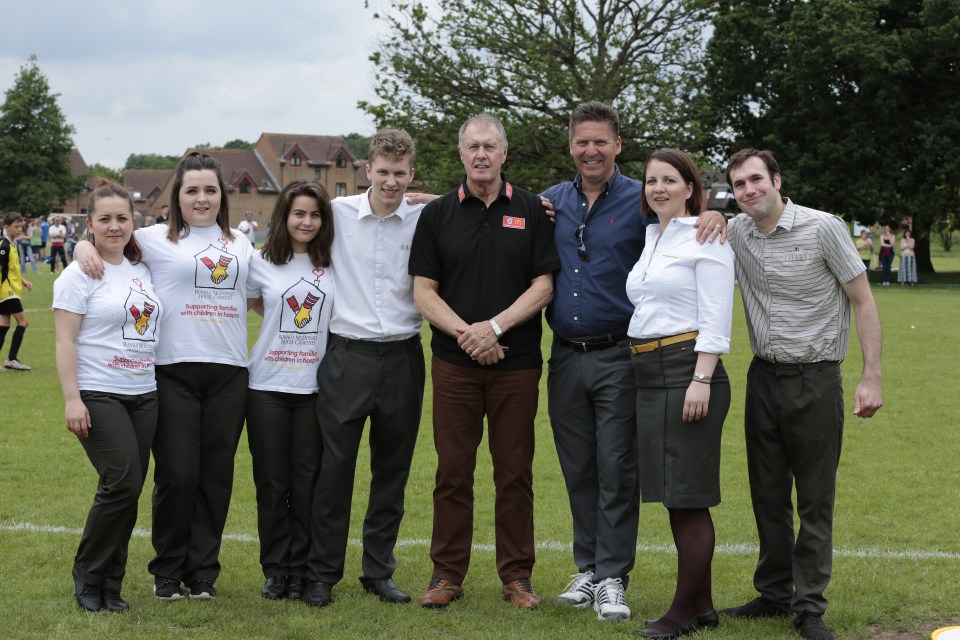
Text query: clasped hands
457 320 507 366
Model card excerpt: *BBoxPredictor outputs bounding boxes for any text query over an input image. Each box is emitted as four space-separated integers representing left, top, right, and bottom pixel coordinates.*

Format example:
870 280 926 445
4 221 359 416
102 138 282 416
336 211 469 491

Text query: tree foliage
223 138 253 150
344 132 373 159
124 153 180 170
85 163 123 184
0 56 79 215
705 0 960 272
361 0 713 193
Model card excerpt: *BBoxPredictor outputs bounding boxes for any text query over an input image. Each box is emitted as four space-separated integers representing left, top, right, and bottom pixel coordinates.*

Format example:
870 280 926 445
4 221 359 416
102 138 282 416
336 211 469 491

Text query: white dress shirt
626 217 734 355
329 190 423 340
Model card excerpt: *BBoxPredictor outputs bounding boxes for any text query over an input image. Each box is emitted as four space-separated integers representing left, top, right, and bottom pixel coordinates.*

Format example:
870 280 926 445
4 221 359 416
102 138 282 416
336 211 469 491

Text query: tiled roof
355 162 370 189
124 170 174 201
69 148 89 175
185 148 279 192
259 133 355 166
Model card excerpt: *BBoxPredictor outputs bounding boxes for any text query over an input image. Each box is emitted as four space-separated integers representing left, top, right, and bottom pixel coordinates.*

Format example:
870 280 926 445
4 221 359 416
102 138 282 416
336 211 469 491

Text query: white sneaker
4 359 31 371
593 577 630 621
555 570 594 607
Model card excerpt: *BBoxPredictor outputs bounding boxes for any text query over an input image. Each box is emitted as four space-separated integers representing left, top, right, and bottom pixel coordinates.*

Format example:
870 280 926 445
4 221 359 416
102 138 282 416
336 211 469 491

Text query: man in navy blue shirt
543 102 726 622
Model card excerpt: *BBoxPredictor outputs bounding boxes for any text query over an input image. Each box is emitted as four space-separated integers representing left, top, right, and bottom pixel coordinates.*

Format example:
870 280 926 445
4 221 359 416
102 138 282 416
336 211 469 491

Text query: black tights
0 324 26 361
651 507 715 630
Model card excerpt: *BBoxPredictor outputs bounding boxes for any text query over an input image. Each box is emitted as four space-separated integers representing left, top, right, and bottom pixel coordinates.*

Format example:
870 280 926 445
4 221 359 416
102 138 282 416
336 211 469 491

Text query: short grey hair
458 113 508 152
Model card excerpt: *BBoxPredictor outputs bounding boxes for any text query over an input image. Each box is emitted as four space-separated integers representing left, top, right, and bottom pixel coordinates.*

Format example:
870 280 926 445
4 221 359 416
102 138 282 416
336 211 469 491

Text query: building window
336 154 347 168
315 168 322 179
336 183 347 197
240 178 252 194
291 152 301 166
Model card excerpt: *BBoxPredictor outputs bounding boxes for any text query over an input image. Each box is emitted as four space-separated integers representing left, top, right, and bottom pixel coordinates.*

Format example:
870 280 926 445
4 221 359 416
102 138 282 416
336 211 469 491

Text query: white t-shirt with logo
53 259 162 394
247 251 334 393
136 224 253 366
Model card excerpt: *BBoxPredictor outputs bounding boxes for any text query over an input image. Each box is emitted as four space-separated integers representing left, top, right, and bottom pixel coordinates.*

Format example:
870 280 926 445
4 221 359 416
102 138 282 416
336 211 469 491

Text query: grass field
1 271 958 640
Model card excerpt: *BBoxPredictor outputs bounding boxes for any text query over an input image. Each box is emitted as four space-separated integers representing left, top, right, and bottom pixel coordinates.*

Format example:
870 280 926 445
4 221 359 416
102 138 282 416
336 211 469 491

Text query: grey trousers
307 334 425 585
547 339 639 584
745 357 844 615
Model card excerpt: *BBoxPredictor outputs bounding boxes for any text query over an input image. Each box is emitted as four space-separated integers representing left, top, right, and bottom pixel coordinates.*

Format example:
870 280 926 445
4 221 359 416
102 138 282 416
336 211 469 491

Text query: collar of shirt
571 166 617 204
458 173 514 205
748 197 796 238
357 187 419 222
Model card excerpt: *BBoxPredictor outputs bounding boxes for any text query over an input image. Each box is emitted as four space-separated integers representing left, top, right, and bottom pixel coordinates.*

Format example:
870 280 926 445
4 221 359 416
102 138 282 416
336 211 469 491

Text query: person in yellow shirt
0 212 34 371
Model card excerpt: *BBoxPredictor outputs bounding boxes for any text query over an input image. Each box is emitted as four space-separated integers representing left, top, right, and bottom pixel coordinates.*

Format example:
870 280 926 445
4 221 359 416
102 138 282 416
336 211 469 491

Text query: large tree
124 153 181 170
0 56 79 215
361 0 713 192
705 0 960 272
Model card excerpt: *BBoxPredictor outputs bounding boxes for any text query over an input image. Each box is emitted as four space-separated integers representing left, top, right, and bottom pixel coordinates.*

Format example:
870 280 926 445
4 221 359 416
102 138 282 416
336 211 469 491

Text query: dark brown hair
87 180 142 263
725 148 780 188
640 148 704 218
569 101 620 140
261 180 334 268
166 152 233 243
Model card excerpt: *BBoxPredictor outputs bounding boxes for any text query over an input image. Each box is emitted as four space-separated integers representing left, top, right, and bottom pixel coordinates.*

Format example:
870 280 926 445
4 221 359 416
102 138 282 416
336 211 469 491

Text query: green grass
2 274 959 639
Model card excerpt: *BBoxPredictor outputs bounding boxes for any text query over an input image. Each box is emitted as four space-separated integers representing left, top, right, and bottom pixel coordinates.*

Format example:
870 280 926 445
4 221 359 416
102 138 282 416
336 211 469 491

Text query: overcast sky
0 0 391 169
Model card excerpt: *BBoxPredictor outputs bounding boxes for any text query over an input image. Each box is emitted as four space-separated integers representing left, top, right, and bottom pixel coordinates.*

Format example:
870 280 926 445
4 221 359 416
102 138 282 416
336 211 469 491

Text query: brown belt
629 331 699 354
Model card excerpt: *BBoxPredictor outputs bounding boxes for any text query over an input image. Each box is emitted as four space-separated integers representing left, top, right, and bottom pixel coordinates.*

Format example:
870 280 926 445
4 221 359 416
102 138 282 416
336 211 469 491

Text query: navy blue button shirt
542 166 650 340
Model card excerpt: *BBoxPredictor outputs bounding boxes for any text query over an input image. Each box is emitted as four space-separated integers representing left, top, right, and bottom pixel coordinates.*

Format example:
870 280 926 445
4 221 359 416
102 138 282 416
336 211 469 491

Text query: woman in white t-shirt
54 182 163 613
75 153 254 601
627 149 734 639
246 180 335 600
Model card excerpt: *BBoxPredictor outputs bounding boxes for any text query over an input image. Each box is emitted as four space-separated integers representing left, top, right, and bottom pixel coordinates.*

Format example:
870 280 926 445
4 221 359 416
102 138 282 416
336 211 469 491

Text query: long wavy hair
261 180 334 268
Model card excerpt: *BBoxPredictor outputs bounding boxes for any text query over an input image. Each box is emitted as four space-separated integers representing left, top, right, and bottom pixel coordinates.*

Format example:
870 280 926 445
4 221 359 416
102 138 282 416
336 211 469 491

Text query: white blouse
626 217 734 355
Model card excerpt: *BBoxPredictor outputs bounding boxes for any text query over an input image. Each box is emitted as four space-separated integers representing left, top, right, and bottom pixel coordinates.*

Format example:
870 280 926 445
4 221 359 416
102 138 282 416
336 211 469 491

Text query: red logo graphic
286 292 320 329
129 301 156 335
200 254 233 284
502 216 526 229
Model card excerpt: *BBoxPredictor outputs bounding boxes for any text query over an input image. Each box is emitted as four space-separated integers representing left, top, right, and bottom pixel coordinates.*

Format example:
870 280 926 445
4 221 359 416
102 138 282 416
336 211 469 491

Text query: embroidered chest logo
193 238 239 289
502 216 526 230
781 246 811 262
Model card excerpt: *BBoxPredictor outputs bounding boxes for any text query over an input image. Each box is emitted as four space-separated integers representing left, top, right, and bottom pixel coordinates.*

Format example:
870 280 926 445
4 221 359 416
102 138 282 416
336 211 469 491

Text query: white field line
3 521 959 561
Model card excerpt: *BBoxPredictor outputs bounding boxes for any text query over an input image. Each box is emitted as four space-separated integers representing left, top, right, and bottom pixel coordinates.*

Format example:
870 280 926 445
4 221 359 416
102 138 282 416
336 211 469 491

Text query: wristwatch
693 371 712 383
489 318 503 337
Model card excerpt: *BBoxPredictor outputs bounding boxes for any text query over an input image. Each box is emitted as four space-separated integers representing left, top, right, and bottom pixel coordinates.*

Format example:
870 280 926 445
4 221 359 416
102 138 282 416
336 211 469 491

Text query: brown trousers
429 356 541 585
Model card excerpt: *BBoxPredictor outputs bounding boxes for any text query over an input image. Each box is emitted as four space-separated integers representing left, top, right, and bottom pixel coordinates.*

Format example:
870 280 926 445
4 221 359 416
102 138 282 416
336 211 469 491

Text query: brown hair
87 180 142 263
640 149 704 218
166 152 233 243
261 180 334 268
569 102 620 140
368 129 416 165
725 148 780 188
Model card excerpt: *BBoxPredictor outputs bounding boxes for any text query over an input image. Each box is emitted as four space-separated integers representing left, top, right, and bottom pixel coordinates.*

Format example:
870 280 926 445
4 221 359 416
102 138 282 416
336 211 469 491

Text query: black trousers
745 357 843 615
148 363 248 583
49 245 67 272
247 389 321 578
73 391 158 591
307 335 424 584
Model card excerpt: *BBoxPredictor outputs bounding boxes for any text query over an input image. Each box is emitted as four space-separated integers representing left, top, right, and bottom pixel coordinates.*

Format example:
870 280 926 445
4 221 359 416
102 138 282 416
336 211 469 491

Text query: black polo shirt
409 175 560 370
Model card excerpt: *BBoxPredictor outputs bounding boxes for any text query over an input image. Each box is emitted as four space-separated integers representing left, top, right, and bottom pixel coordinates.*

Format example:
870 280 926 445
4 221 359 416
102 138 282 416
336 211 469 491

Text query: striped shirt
729 199 865 364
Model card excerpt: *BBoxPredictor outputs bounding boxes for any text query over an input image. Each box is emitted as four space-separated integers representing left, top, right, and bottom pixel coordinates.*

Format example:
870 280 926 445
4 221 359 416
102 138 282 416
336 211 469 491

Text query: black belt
329 333 420 352
753 356 840 372
554 333 627 352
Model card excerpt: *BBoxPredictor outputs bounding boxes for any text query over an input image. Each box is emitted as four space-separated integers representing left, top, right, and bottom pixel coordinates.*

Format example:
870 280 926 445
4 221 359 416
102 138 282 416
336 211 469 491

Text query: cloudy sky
0 0 392 169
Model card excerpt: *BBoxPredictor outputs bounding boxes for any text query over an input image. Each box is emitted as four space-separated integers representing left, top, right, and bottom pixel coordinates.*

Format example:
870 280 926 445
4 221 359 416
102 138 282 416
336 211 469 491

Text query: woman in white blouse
627 149 734 640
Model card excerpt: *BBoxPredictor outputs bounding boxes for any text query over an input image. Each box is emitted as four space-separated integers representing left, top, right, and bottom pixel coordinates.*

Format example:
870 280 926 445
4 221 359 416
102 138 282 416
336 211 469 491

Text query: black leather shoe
261 576 286 600
286 576 305 600
646 609 719 629
719 597 790 619
360 577 412 604
795 612 835 640
74 577 103 612
635 616 696 639
303 581 333 607
103 589 129 613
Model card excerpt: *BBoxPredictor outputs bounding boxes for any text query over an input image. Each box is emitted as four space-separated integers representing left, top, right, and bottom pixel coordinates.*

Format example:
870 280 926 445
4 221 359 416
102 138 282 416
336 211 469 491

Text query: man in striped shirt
719 149 883 640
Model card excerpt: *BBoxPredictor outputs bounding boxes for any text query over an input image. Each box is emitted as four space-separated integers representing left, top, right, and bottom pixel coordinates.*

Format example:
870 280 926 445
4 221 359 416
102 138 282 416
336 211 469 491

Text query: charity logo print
279 278 327 335
122 287 160 342
193 240 239 289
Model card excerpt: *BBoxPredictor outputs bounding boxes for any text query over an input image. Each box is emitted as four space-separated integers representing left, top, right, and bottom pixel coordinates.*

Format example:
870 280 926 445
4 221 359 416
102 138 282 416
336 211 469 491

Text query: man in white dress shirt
304 129 426 608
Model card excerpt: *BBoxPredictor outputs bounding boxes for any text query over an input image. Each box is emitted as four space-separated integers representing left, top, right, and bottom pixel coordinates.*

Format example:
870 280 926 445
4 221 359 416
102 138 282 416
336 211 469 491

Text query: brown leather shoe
502 577 541 609
418 578 464 608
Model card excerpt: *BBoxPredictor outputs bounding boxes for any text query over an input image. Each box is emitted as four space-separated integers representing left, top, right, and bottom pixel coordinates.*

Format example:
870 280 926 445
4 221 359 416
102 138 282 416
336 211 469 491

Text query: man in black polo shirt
409 113 559 610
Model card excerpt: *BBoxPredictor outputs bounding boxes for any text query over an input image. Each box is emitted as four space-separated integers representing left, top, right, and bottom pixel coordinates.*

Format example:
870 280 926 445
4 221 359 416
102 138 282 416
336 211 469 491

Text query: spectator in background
66 219 79 262
855 231 873 271
18 217 39 275
878 225 895 286
238 211 258 246
155 205 169 224
1 212 34 371
898 229 917 286
31 215 44 262
144 216 156 228
40 214 50 261
49 214 68 273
